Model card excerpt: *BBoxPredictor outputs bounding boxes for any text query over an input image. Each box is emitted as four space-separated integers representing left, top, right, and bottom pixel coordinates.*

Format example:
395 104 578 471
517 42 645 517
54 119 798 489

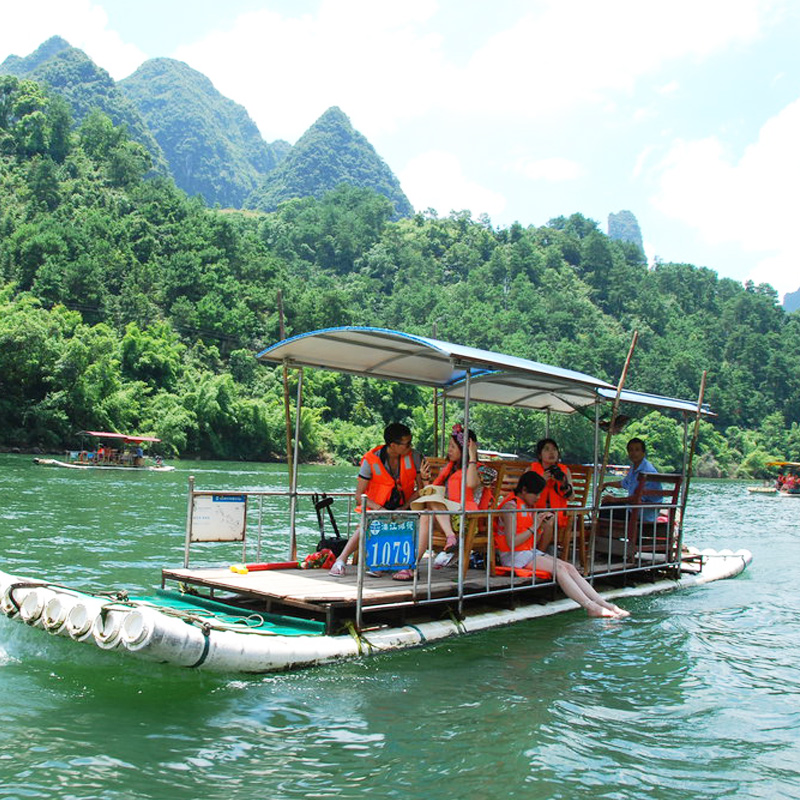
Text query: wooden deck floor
161 563 523 610
162 559 680 626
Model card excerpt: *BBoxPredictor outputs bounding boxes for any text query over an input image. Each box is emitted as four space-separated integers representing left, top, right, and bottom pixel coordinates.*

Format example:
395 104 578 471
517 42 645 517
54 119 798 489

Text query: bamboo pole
592 331 639 516
277 291 293 481
432 323 439 457
677 370 707 541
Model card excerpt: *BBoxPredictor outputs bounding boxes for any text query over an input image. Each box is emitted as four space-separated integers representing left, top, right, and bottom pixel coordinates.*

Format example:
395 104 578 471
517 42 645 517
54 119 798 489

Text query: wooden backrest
629 472 682 556
563 464 592 509
424 456 500 508
491 462 593 507
631 472 682 508
425 457 448 483
491 460 531 507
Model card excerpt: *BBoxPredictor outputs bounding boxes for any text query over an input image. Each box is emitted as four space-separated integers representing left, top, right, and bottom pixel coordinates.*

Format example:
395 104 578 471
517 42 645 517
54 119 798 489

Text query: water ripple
3 463 800 799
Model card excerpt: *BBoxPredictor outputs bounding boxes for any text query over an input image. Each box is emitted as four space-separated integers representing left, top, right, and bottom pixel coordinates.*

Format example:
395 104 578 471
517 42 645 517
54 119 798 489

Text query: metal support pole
432 323 439 458
457 368 471 616
288 367 304 561
256 496 264 562
440 396 448 457
184 475 195 568
356 498 368 630
433 389 439 458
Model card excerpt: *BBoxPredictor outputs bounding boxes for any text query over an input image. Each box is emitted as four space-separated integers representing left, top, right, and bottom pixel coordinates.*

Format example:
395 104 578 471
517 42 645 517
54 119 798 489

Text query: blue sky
2 0 799 299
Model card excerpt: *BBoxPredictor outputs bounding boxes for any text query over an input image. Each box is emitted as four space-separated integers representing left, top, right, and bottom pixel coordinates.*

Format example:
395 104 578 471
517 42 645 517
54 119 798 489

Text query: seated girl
495 471 629 619
406 424 487 578
529 437 574 554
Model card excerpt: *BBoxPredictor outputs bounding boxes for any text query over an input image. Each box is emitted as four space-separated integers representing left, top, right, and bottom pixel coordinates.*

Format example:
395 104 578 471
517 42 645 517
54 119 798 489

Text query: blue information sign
365 517 417 571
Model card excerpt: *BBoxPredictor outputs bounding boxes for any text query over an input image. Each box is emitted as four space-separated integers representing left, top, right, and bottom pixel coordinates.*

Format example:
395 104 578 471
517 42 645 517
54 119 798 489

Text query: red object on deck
494 565 552 580
244 561 300 571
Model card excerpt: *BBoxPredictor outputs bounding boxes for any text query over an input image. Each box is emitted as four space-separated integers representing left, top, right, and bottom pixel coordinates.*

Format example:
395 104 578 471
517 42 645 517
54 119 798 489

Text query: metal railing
182 479 687 627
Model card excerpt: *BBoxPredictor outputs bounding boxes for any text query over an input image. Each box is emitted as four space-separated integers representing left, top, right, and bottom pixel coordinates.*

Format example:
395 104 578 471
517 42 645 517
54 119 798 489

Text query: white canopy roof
257 326 616 411
440 370 610 413
257 327 709 415
603 388 713 417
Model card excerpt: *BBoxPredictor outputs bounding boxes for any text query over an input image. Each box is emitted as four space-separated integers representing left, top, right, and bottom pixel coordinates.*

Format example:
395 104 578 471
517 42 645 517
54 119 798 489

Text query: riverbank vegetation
2 76 799 476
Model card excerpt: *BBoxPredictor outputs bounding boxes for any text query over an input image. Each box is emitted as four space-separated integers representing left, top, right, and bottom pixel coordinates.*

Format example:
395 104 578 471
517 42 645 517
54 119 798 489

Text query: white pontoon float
1 327 751 673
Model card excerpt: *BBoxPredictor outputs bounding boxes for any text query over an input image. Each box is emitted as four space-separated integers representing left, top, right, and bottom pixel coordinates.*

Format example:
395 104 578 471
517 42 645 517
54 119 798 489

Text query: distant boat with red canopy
34 431 174 472
747 461 800 496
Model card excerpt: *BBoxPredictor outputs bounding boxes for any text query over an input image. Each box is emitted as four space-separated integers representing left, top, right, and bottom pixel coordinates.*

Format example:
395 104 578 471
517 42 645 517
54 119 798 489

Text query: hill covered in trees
246 106 413 219
119 58 284 208
2 38 411 215
0 36 168 174
2 74 800 476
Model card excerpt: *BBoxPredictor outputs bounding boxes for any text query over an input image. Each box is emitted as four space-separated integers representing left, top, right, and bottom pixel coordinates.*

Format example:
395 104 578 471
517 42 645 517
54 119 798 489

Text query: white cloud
171 0 454 143
658 80 680 95
632 145 655 178
457 0 769 117
399 150 506 218
0 0 147 79
652 95 800 294
515 157 582 182
167 0 776 143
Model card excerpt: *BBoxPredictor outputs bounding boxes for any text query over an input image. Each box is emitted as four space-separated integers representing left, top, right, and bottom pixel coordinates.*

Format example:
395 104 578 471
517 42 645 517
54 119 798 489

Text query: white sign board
190 494 247 542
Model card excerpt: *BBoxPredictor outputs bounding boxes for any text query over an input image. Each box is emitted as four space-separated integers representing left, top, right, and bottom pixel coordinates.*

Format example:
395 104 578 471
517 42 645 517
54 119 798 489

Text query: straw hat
410 484 461 512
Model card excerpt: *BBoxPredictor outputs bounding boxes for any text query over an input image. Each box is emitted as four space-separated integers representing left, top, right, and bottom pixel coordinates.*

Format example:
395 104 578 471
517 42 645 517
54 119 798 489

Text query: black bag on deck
313 493 346 557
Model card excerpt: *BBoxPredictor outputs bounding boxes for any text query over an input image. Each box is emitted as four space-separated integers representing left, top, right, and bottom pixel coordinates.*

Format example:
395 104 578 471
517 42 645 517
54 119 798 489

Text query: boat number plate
365 517 417 570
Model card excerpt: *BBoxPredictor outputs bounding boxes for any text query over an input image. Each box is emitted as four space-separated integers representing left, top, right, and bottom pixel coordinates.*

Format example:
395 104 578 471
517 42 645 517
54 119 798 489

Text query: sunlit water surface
1 454 798 800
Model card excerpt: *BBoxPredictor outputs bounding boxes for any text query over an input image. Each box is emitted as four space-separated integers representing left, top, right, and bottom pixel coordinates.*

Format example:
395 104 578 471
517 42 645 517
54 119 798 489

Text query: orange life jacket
493 493 536 553
433 460 490 511
529 461 570 526
358 445 417 512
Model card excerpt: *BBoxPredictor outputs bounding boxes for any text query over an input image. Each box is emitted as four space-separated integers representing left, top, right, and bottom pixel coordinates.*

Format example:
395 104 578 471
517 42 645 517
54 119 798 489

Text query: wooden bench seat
421 458 593 576
592 472 683 566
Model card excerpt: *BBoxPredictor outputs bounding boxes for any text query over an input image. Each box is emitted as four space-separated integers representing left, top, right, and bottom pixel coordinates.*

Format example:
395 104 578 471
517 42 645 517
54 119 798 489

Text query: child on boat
329 423 429 577
495 471 629 619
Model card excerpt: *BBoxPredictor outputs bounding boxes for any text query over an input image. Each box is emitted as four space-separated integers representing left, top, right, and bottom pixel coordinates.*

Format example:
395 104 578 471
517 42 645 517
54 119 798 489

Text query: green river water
0 453 798 800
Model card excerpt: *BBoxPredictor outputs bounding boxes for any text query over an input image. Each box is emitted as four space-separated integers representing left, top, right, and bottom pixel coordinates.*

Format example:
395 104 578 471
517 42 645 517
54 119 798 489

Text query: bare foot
587 602 618 618
609 604 630 618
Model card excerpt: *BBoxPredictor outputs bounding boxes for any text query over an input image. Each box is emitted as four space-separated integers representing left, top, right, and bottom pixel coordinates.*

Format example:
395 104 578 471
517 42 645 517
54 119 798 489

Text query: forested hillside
119 58 281 208
0 37 168 174
2 75 799 476
3 38 411 215
246 106 413 219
